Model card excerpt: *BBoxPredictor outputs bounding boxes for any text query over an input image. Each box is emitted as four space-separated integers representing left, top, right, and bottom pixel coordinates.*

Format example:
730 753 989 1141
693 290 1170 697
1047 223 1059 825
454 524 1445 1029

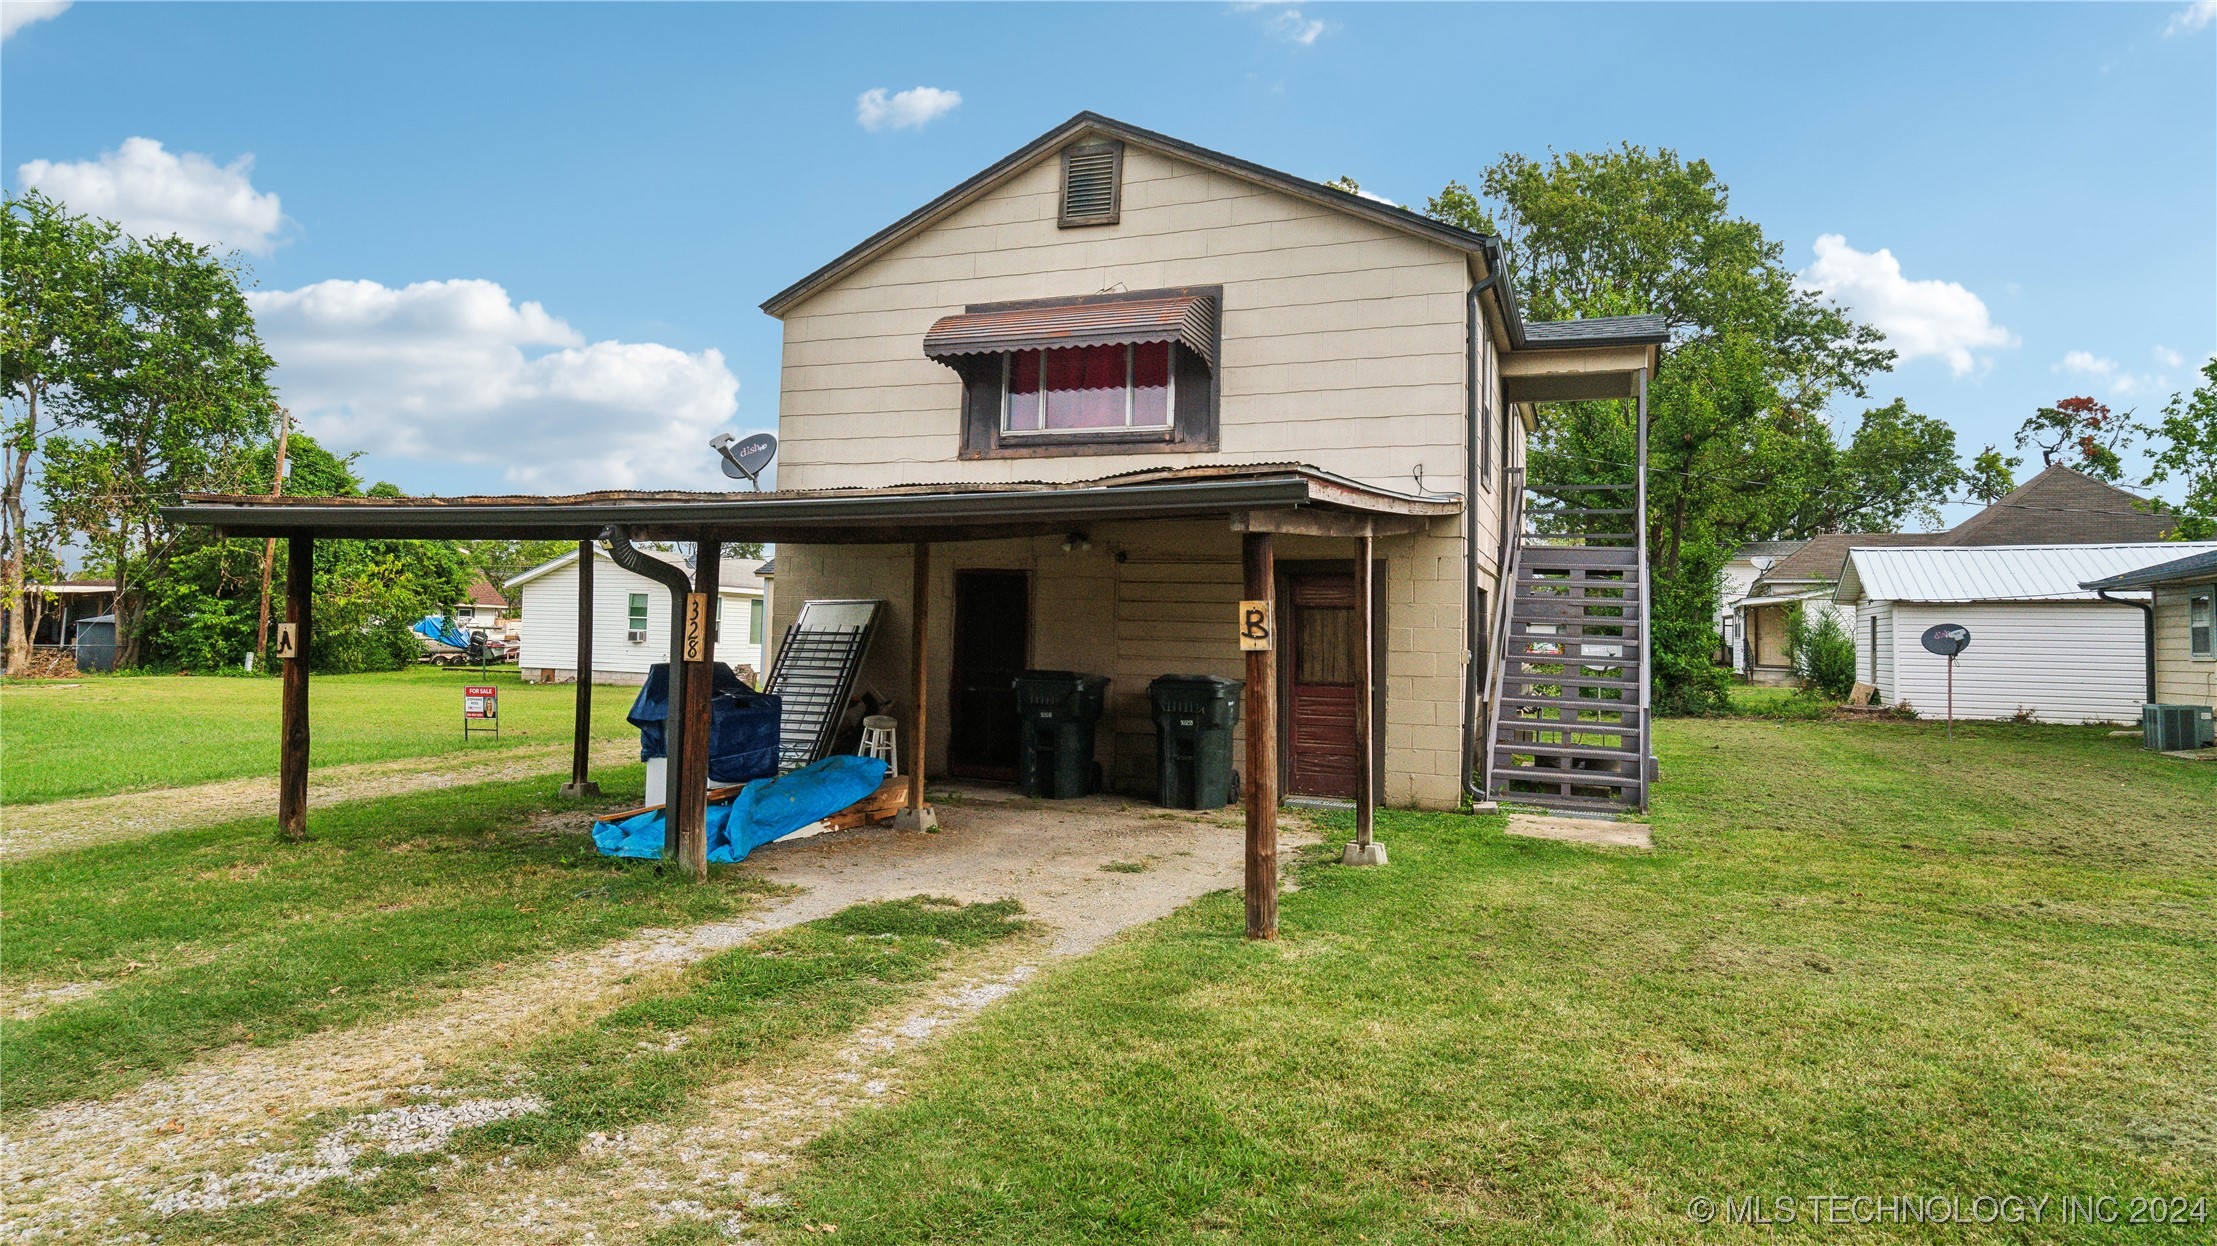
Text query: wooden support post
278 534 312 841
673 538 719 880
1242 530 1278 938
1344 529 1386 866
561 538 600 799
893 542 938 831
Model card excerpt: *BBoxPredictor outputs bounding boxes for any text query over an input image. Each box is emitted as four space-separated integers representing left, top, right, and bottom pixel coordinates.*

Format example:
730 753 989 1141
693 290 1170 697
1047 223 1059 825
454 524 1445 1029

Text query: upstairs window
1004 342 1173 434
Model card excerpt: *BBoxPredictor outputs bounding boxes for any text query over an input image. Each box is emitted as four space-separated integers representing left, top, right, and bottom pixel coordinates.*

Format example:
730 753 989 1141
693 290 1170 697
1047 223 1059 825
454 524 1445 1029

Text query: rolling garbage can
1148 674 1244 809
1012 670 1110 798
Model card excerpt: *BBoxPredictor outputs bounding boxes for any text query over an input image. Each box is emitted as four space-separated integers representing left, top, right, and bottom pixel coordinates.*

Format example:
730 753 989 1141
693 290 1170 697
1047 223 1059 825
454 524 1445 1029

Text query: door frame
1275 558 1388 799
947 567 1033 781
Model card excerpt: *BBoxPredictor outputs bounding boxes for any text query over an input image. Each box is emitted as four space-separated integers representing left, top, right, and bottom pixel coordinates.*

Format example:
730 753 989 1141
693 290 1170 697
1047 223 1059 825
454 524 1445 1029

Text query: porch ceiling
165 463 1459 544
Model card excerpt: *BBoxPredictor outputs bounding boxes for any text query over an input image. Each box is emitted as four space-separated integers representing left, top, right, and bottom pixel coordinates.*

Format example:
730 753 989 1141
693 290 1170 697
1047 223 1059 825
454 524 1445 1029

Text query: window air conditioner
627 629 647 644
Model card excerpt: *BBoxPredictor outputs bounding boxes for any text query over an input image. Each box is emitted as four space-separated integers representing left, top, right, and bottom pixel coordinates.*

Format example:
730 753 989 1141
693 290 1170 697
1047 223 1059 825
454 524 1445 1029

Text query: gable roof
760 112 1503 320
461 576 506 608
1760 532 1940 586
2080 546 2217 591
1837 542 2217 605
1939 465 2176 546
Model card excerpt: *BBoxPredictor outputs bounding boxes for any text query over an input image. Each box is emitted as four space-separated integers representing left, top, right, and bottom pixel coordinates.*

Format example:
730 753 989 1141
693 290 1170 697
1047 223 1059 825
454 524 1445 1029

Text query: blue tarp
413 616 470 650
627 663 783 785
589 754 891 864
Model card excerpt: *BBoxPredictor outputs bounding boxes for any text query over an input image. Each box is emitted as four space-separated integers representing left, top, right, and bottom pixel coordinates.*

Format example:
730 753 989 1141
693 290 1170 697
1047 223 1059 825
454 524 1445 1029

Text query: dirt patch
1 795 1313 1242
0 739 638 859
1506 812 1652 849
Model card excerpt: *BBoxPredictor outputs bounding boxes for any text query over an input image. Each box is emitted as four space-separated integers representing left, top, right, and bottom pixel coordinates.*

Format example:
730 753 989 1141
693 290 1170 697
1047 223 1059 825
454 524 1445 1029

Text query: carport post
1243 530 1278 939
893 541 938 831
1343 528 1385 867
674 538 720 880
279 534 312 841
560 538 601 799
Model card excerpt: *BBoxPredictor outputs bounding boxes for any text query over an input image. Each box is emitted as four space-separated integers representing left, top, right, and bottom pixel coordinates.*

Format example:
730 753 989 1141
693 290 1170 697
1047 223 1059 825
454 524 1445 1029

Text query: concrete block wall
769 512 1471 811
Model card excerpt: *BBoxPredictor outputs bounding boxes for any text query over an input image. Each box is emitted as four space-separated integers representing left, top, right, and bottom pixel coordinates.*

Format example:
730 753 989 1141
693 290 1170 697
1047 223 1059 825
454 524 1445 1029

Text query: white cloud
2055 350 2165 399
2154 345 2187 368
1800 234 2017 377
1268 7 1327 45
17 137 286 254
855 87 962 132
1 1 69 39
2165 1 2215 36
249 279 743 493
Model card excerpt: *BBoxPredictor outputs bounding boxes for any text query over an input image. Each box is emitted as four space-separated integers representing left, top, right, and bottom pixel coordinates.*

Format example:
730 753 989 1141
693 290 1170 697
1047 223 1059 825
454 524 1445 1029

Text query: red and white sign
464 686 499 719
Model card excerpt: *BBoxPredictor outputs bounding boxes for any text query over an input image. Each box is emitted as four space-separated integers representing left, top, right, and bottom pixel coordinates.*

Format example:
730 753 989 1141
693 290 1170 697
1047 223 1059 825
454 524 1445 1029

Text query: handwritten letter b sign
1238 600 1274 652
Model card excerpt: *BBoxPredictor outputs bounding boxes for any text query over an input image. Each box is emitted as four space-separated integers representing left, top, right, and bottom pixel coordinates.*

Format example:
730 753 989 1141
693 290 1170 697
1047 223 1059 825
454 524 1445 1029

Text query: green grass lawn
0 666 644 805
770 717 2216 1243
0 763 785 1115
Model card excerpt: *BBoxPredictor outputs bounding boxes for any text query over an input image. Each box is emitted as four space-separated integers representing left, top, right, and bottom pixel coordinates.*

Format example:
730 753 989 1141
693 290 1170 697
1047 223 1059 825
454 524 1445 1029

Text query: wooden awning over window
924 293 1218 368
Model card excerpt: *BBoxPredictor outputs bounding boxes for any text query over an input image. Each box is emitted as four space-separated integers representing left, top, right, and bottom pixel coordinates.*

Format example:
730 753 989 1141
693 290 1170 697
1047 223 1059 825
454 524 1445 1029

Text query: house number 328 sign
1238 600 1274 652
683 593 711 662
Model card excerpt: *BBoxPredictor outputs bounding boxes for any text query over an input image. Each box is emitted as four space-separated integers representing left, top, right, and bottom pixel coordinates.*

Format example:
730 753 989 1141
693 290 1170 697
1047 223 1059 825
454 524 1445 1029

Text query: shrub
1785 607 1858 700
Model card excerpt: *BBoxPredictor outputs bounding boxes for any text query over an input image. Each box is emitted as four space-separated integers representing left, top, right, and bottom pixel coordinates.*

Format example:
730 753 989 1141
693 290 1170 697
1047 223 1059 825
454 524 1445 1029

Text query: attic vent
1059 141 1123 227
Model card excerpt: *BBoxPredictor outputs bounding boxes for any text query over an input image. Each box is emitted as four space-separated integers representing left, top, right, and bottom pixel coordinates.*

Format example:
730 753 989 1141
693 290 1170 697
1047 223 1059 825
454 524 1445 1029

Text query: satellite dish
1920 624 1971 658
710 432 777 490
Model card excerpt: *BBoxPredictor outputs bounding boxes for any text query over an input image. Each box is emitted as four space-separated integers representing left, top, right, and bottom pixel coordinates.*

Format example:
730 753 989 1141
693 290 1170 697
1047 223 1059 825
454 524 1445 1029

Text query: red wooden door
1285 572 1360 799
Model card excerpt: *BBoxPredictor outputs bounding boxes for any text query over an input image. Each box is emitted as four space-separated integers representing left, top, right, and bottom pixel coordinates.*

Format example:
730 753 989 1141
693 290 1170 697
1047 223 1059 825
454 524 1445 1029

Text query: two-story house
759 114 1663 813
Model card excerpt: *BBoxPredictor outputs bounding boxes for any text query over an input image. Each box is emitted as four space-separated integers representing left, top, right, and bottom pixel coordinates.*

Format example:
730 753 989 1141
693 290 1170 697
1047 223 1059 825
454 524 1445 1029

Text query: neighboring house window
1869 616 1878 682
1004 343 1172 434
627 593 648 641
749 598 765 645
714 597 722 643
2192 587 2214 659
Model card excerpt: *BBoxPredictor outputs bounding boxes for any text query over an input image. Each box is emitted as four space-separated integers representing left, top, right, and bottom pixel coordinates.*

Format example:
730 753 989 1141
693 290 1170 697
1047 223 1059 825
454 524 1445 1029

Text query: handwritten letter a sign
1238 600 1273 652
274 623 299 660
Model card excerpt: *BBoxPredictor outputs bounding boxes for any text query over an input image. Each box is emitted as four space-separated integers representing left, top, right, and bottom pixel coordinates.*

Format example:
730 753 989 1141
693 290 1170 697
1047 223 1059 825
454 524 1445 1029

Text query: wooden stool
858 714 899 773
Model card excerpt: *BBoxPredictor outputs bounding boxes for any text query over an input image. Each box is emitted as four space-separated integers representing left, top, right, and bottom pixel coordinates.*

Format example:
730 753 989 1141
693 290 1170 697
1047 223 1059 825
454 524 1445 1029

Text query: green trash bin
1148 674 1244 809
1012 670 1110 798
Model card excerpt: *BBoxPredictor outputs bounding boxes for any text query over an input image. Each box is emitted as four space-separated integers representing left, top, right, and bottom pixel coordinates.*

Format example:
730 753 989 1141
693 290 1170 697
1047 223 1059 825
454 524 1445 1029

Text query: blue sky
4 1 2212 523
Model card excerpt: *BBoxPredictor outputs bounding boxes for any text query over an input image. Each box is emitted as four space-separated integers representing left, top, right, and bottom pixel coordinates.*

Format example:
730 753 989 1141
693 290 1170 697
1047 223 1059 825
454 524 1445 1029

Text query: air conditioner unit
627 628 647 644
2142 703 2215 752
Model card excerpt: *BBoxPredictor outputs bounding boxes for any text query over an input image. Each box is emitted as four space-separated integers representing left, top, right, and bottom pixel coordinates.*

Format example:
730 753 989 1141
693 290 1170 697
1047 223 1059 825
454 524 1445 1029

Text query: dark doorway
949 569 1030 780
1285 571 1361 799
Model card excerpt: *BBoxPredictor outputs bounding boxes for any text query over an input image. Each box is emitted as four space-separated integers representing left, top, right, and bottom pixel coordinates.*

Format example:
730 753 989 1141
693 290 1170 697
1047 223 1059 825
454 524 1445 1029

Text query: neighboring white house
506 547 771 685
1834 542 2217 723
1718 539 1804 673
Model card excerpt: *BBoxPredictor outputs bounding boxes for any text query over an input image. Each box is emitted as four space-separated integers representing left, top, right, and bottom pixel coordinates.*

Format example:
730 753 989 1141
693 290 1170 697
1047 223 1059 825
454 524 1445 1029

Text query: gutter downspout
2096 588 2158 703
604 526 693 822
1462 270 1503 804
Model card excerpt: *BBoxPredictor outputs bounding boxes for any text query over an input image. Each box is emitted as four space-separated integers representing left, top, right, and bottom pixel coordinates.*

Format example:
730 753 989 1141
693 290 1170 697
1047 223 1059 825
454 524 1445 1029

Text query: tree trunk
3 386 39 675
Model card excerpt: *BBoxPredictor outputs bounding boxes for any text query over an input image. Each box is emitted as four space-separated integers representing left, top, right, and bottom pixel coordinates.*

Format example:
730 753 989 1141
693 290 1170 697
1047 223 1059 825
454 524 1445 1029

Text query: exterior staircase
1484 481 1652 814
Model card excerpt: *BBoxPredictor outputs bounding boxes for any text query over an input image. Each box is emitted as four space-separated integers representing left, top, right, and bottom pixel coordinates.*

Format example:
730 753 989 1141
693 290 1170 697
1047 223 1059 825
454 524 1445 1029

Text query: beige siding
770 515 1469 811
2153 582 2217 705
772 145 1475 496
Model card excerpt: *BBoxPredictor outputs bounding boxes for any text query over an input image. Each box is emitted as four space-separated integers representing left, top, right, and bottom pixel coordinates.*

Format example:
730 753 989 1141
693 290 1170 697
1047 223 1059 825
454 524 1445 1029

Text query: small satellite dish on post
709 432 777 491
1920 623 1972 739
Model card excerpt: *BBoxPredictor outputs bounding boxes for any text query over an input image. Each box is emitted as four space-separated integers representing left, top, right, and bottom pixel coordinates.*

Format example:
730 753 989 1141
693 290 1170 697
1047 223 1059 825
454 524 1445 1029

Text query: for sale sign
464 686 499 718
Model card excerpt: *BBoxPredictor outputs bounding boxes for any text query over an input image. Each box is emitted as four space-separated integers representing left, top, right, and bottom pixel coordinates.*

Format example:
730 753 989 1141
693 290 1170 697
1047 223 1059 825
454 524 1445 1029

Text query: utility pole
254 408 292 667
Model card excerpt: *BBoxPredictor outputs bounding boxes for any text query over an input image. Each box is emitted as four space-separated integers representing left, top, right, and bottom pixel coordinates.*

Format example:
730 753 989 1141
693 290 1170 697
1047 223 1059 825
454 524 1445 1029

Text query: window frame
2190 585 2214 660
749 597 765 645
626 592 649 640
954 286 1221 461
999 342 1176 438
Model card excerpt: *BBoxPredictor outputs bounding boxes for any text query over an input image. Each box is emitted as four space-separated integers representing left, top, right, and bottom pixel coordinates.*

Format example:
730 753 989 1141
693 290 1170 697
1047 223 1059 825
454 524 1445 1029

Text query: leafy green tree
2143 359 2217 540
1428 147 1902 714
1 191 115 672
38 233 276 666
1786 607 1858 700
1964 445 2021 504
1792 398 1962 534
2016 395 2128 482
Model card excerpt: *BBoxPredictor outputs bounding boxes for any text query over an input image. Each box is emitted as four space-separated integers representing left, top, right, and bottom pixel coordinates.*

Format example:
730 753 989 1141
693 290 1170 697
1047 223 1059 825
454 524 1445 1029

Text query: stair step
1492 764 1643 792
1511 601 1636 621
1503 674 1642 691
1498 695 1639 714
1493 741 1644 763
1495 790 1644 815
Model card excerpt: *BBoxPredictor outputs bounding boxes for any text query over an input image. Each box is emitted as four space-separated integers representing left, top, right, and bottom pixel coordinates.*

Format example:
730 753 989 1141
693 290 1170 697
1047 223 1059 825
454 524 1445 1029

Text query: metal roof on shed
1835 542 2217 605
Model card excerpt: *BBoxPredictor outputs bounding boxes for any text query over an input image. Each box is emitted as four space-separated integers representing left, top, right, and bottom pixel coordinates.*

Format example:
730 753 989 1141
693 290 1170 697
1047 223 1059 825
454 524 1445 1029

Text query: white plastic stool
858 714 899 774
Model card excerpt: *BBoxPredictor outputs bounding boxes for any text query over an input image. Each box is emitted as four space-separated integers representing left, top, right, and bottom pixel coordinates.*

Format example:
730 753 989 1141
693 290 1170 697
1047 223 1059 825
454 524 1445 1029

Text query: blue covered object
627 662 783 784
413 615 470 649
589 754 891 864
